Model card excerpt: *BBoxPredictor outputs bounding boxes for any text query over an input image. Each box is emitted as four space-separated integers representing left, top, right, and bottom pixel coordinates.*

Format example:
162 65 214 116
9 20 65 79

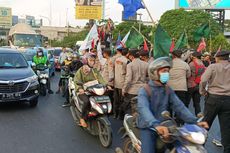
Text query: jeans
119 94 136 119
187 86 201 115
175 91 188 107
113 88 123 117
203 94 230 153
140 128 157 153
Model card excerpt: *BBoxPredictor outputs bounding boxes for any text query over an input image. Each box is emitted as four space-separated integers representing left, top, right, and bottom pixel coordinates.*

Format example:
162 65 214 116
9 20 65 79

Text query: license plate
1 93 21 100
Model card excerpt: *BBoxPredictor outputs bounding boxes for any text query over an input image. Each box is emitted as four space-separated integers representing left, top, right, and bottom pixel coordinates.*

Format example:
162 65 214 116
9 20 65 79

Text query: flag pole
209 19 212 52
184 29 190 48
141 0 155 26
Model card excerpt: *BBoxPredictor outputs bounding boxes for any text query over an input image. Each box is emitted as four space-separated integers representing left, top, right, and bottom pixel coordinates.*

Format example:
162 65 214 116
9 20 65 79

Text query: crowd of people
32 43 230 153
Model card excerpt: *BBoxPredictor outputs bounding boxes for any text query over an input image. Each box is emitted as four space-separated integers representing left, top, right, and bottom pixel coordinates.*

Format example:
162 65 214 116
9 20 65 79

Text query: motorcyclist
62 53 83 107
74 53 108 128
137 57 209 153
32 48 53 94
56 54 73 94
69 53 83 73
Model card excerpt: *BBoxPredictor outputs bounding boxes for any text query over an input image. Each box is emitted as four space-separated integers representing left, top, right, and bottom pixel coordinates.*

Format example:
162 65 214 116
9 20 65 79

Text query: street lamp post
39 15 51 26
137 13 143 32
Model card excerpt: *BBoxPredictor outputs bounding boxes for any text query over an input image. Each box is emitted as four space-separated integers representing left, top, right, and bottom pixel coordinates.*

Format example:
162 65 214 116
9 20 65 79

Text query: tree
224 19 230 32
51 30 89 48
112 21 154 43
211 34 230 51
159 9 222 49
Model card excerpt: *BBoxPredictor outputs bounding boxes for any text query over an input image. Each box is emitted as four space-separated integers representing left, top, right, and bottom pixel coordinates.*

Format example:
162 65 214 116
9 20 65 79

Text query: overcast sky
0 0 229 27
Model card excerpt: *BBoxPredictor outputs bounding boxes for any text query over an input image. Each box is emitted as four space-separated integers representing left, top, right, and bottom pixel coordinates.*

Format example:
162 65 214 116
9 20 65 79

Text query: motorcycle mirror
31 62 36 68
161 111 171 119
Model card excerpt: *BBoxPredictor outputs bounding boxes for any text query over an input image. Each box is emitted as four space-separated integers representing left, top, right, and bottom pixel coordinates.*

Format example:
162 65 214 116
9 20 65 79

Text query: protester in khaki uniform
139 50 153 64
121 49 148 119
113 48 129 119
168 49 191 106
111 48 123 64
101 48 114 104
101 48 114 86
200 51 230 153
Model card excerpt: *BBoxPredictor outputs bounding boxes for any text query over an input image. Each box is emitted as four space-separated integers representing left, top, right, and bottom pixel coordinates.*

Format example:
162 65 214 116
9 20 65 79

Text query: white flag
79 24 99 52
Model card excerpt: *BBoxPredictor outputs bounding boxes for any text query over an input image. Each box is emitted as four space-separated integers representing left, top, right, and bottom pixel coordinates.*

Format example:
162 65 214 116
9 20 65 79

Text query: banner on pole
75 0 103 20
0 7 12 27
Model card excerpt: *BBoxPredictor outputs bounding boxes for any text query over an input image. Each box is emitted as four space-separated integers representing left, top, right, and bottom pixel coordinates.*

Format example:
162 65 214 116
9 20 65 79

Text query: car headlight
27 75 38 83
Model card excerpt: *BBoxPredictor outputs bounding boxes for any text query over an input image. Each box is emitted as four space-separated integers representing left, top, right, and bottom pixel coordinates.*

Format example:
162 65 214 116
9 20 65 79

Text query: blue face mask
160 72 170 84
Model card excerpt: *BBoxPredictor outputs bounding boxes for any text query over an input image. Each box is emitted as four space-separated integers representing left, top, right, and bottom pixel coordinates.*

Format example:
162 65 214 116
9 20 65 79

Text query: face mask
38 52 42 56
68 58 72 61
160 72 170 84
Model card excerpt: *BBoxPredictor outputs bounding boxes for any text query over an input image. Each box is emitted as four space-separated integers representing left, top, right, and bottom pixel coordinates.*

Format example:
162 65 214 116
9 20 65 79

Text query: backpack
193 60 206 84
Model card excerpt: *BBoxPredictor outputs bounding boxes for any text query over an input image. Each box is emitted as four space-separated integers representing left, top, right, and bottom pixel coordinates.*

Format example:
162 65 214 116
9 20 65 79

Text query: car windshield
22 49 48 61
0 53 28 68
53 49 62 56
13 34 42 47
22 52 36 61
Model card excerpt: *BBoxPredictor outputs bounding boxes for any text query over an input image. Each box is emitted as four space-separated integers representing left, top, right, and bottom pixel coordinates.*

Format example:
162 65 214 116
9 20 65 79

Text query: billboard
75 0 103 19
179 0 230 9
0 7 12 27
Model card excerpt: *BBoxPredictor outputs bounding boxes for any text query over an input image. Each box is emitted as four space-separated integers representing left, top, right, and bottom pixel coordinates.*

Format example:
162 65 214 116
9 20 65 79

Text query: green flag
175 31 188 49
193 23 210 42
125 28 144 48
154 24 172 59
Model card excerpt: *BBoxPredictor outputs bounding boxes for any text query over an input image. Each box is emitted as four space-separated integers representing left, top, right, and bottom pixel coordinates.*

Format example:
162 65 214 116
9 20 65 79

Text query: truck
8 23 43 48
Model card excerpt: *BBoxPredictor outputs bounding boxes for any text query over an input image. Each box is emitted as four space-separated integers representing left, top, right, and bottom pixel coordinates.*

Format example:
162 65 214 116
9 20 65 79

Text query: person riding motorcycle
74 53 108 128
56 54 73 94
69 53 83 73
136 57 209 153
33 48 53 94
62 54 83 107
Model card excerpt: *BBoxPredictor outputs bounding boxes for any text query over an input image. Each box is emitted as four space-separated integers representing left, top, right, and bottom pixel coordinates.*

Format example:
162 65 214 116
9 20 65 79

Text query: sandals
79 119 87 128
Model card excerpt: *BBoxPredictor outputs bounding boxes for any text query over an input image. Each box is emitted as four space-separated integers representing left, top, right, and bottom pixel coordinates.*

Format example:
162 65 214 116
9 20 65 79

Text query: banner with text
75 0 103 20
0 7 12 27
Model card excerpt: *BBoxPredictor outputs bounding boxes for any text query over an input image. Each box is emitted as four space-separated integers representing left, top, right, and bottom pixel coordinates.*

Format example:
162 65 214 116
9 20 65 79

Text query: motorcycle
70 80 113 148
61 65 70 97
120 111 208 153
33 63 49 96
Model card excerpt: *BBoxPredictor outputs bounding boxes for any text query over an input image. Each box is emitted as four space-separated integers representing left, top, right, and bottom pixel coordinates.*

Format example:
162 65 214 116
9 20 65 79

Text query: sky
0 0 229 27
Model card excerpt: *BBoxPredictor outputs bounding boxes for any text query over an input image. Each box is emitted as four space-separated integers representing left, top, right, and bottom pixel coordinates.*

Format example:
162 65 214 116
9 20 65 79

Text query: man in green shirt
33 48 53 94
74 53 107 127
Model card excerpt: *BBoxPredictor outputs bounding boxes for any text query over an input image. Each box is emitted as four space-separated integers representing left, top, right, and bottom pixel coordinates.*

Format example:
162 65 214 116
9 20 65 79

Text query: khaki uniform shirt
114 56 129 89
110 53 122 80
168 58 191 91
123 58 149 95
101 58 114 86
94 57 102 72
200 61 230 96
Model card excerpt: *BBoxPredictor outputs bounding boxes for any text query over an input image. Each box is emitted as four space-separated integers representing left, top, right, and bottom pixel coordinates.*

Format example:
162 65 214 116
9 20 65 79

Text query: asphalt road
0 73 223 153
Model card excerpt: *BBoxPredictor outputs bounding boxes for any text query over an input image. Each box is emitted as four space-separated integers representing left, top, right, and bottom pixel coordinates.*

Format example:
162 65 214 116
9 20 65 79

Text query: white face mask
38 52 43 56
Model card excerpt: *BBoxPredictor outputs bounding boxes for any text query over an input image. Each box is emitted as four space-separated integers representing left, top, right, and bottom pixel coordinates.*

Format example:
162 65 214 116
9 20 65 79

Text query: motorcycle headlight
93 88 105 96
184 132 206 145
40 74 49 78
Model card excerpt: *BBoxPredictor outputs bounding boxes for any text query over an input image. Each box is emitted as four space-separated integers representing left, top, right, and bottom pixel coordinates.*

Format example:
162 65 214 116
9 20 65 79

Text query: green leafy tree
112 21 154 43
159 9 222 49
51 30 89 48
211 34 230 51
